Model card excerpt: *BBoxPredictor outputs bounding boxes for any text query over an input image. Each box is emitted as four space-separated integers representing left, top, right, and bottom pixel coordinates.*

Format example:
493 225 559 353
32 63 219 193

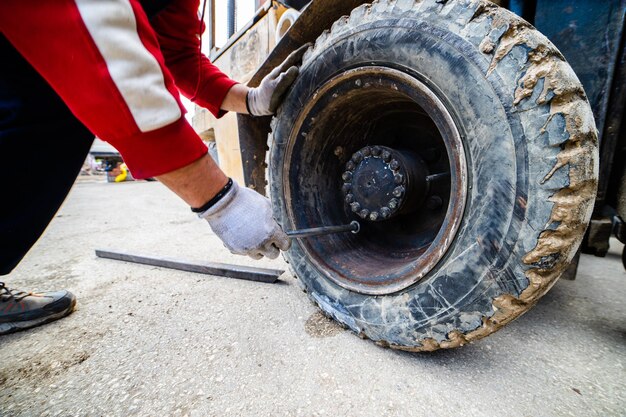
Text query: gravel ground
1 179 625 417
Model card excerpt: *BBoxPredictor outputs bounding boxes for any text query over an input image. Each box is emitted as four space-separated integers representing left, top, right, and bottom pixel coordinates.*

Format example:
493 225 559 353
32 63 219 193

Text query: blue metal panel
534 0 626 142
509 0 526 18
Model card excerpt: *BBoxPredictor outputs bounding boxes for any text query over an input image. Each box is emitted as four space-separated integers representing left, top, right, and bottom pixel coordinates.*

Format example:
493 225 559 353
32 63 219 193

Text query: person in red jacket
0 0 307 335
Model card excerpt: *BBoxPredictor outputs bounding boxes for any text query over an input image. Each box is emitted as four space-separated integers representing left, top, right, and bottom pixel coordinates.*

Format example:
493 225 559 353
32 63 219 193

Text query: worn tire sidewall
270 13 573 345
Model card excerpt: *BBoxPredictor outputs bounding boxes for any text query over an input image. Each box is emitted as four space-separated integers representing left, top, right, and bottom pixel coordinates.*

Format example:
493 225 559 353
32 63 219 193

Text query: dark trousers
0 35 94 275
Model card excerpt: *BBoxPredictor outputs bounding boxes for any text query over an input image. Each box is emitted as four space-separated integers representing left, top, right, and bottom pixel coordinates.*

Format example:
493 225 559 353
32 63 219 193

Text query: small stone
388 199 399 210
480 38 495 54
341 183 352 193
350 202 361 212
380 207 391 218
371 146 382 156
345 194 355 204
345 161 356 171
389 159 400 170
369 211 379 221
394 173 404 184
342 171 353 182
392 186 405 198
382 150 392 162
352 151 364 163
359 209 370 219
362 146 371 156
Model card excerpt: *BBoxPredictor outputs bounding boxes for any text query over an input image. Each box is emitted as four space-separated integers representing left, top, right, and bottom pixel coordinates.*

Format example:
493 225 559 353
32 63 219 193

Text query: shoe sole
0 297 77 336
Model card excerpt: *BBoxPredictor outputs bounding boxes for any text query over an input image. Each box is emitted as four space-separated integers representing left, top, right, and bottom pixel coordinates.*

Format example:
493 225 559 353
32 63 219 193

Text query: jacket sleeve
150 0 239 118
0 0 208 179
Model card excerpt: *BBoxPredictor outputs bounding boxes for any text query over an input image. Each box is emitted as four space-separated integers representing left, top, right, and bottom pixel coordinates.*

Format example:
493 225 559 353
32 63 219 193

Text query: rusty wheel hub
283 66 467 295
342 146 429 221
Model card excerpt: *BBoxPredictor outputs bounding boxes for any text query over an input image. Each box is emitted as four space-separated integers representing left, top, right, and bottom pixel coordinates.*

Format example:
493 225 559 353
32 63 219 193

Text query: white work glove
246 43 311 116
198 181 290 260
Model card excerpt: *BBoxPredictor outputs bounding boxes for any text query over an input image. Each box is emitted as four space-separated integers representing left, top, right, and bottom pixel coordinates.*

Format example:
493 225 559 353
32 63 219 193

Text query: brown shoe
0 282 76 335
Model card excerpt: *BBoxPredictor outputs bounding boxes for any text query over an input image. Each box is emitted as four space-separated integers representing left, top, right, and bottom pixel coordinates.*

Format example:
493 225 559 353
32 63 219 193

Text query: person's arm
220 84 250 114
0 0 206 180
157 154 290 260
149 0 239 118
151 0 309 117
0 0 287 259
156 154 227 208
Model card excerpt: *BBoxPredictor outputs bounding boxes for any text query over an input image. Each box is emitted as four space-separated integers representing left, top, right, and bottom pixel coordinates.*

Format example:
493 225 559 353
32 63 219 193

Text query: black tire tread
270 0 598 351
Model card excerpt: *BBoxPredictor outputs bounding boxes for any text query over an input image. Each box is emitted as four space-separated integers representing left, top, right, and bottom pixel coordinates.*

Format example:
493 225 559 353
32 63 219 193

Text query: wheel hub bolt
392 186 405 198
426 195 443 210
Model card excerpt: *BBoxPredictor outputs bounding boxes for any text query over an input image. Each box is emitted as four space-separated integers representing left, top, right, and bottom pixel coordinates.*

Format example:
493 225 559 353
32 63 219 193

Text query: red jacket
0 0 238 178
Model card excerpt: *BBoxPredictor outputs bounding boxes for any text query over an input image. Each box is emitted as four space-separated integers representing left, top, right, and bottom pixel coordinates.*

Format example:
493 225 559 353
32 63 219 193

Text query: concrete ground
1 179 624 417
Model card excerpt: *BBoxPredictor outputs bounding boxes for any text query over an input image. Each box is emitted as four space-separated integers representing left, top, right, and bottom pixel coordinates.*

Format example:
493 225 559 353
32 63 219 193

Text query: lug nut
392 186 405 198
345 193 355 204
388 198 399 210
362 146 371 157
352 151 364 163
426 196 443 210
389 159 400 170
342 171 353 182
369 211 379 221
382 150 392 162
394 173 404 184
371 146 382 156
350 202 361 212
359 209 370 219
345 161 356 171
380 207 391 218
342 183 352 193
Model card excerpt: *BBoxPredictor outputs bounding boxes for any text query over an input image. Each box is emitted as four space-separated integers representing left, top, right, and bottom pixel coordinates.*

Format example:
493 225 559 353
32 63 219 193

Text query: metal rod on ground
95 250 284 283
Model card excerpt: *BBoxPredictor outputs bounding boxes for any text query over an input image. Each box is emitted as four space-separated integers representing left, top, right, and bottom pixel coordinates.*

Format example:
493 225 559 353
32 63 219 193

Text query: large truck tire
268 0 598 351
617 166 626 269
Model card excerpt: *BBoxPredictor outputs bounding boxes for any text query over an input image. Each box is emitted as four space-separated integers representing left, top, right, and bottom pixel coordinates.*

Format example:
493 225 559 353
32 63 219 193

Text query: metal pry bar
95 250 284 283
286 221 360 239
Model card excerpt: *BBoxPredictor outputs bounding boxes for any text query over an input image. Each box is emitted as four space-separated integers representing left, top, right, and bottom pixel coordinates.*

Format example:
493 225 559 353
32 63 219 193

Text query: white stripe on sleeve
74 0 181 132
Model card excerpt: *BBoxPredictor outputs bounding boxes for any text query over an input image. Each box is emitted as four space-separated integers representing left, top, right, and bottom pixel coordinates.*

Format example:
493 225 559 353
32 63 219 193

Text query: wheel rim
283 66 468 295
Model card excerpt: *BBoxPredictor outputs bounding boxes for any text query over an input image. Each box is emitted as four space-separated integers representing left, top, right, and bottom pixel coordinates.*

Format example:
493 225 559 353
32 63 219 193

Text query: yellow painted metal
192 1 288 184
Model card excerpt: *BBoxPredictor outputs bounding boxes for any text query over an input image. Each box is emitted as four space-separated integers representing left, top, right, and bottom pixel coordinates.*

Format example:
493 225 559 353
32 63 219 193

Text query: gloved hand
246 43 311 116
198 180 290 260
